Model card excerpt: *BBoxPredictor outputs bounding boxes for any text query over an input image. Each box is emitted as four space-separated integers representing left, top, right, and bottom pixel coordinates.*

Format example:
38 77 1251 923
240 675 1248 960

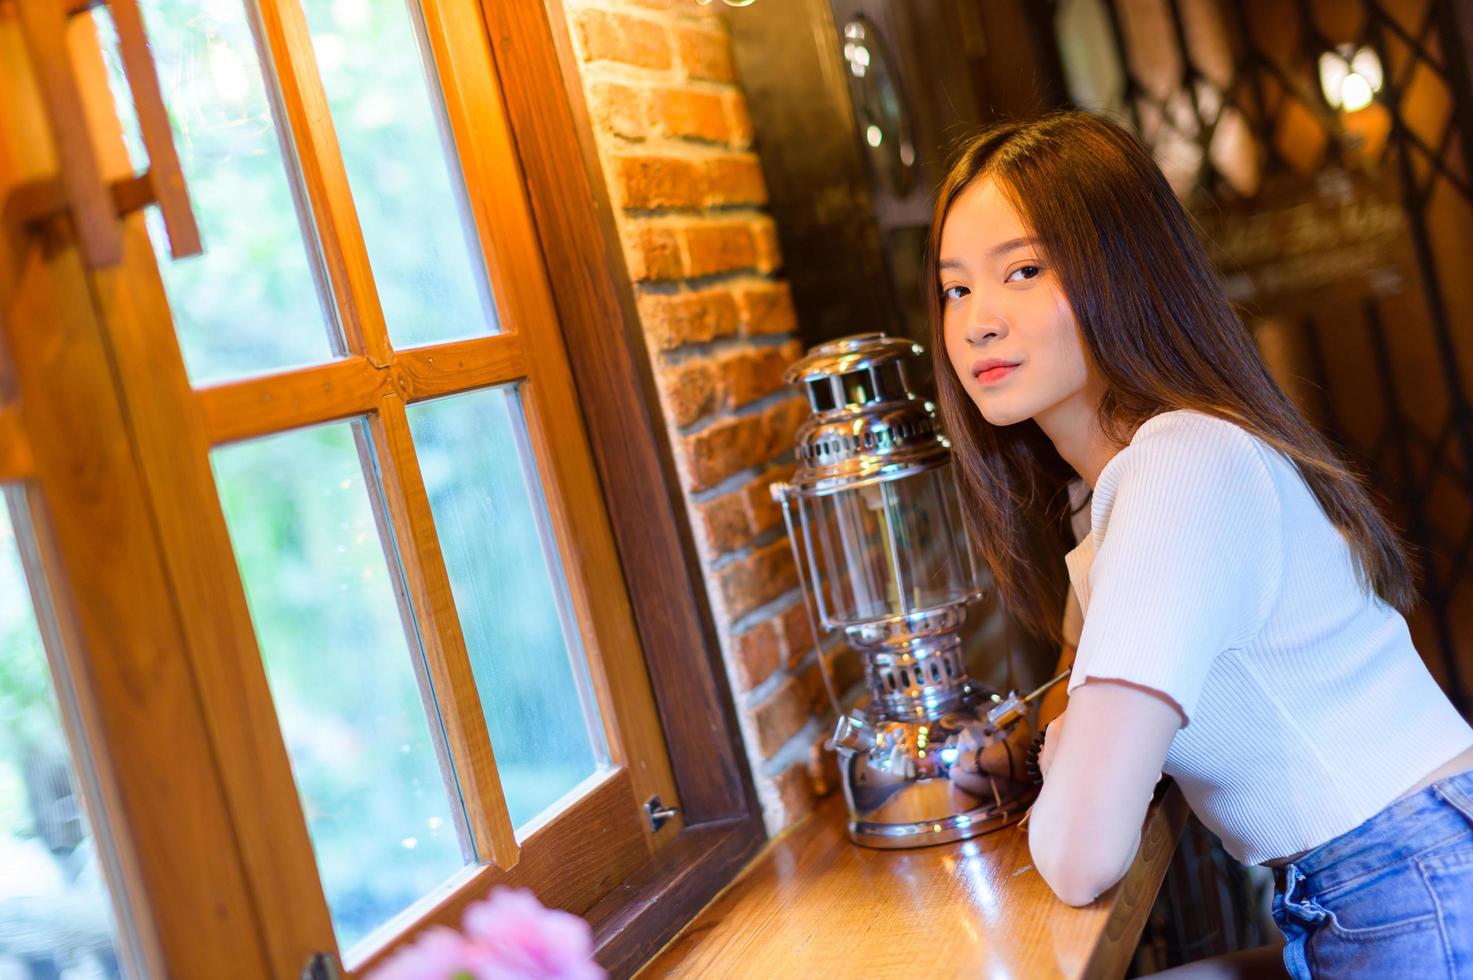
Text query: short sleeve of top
1064 413 1284 725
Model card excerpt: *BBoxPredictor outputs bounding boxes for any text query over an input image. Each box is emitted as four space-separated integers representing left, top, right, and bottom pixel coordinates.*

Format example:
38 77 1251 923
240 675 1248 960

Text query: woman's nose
965 314 1006 346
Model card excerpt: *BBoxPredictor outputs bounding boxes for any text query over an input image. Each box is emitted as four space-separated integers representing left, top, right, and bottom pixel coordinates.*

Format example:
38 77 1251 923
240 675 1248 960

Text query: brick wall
562 0 860 831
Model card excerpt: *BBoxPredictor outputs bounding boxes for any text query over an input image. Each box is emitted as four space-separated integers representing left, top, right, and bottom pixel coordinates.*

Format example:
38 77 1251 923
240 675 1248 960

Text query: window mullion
368 393 522 868
251 0 393 367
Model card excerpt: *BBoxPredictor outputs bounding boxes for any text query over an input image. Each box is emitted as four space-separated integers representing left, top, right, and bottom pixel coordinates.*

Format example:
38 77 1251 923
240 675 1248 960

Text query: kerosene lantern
769 333 1040 848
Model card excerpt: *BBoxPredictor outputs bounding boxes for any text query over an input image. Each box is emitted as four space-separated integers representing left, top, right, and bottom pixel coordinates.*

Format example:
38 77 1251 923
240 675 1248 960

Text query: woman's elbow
1030 830 1130 907
1034 853 1120 907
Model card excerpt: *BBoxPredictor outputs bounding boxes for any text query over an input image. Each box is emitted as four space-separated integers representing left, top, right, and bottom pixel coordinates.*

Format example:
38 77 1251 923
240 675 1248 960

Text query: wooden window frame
480 3 768 973
0 0 763 975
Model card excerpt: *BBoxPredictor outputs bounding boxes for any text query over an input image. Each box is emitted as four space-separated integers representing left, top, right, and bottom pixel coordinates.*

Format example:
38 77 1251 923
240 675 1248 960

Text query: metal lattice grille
1061 0 1473 713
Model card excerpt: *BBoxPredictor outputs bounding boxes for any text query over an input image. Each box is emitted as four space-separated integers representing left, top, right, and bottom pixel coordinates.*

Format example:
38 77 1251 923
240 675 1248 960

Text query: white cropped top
1060 410 1473 865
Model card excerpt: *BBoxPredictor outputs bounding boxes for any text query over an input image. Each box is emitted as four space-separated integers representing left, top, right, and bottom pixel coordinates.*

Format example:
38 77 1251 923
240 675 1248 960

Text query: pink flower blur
462 888 604 980
364 888 604 980
367 926 482 980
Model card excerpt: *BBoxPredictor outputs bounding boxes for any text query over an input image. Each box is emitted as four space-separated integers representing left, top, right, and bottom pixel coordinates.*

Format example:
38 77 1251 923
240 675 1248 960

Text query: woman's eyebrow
988 236 1038 257
940 237 1038 272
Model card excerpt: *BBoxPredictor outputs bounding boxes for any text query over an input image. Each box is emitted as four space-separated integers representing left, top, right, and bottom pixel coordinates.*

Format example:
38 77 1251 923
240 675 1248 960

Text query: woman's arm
1027 678 1181 906
1036 641 1075 730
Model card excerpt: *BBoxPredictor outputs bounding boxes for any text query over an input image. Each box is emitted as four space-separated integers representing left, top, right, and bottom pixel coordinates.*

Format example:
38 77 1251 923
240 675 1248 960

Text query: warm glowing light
1319 45 1382 112
866 125 883 147
1340 73 1373 112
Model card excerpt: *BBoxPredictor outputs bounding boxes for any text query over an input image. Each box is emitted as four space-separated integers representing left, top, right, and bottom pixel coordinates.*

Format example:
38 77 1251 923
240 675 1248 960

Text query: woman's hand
950 719 1033 800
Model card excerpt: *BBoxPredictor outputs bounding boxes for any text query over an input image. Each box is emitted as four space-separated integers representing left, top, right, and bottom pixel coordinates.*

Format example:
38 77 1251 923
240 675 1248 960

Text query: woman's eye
1006 264 1042 283
942 284 969 302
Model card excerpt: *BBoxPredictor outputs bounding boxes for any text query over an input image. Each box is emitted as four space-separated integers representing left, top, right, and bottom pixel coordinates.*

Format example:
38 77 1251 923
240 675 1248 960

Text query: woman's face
939 176 1100 431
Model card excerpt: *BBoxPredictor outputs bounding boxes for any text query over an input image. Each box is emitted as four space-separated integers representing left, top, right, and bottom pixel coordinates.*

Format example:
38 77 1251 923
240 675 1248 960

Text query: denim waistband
1273 768 1473 898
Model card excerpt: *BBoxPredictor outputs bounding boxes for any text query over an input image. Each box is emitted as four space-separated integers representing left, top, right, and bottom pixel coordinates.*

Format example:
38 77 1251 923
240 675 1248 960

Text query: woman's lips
975 363 1020 385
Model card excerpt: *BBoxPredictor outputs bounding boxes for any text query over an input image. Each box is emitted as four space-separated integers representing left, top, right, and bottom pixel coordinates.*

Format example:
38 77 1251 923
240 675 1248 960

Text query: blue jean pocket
1301 854 1458 977
1419 845 1473 977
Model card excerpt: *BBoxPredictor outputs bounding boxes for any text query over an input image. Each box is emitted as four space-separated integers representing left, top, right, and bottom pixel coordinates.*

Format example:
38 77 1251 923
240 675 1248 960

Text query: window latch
644 795 679 832
302 952 344 980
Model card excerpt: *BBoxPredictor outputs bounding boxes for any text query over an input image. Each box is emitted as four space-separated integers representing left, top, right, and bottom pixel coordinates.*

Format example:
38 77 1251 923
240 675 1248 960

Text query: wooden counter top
638 782 1188 979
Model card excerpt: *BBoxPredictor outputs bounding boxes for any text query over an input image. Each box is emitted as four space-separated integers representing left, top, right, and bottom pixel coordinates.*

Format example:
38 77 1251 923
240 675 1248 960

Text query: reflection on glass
407 387 606 830
212 424 466 951
93 1 339 384
301 0 498 348
803 467 979 627
0 496 127 978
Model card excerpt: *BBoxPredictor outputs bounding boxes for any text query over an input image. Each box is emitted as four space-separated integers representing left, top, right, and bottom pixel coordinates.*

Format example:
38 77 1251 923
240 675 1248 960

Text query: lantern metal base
847 798 1033 849
833 687 1038 850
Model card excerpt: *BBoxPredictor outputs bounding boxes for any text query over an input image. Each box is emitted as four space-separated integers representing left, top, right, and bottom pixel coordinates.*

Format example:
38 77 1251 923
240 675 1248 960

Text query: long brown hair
926 110 1417 647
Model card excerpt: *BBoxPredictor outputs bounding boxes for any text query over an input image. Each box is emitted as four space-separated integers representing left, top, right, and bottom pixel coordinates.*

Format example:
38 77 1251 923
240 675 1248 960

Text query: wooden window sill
639 781 1189 978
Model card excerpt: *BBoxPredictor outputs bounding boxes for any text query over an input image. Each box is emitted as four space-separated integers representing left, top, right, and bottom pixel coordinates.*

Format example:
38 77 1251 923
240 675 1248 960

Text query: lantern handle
775 485 845 722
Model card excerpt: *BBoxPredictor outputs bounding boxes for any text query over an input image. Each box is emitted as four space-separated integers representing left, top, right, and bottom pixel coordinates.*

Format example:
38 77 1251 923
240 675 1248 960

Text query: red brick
637 289 740 350
730 620 781 692
682 222 756 277
652 87 729 143
747 460 795 538
614 154 707 210
657 358 719 426
779 597 814 668
586 80 647 140
573 8 672 70
717 345 787 409
715 537 798 622
736 281 798 336
676 24 736 82
679 413 766 491
693 490 750 558
703 154 767 207
796 649 864 711
759 395 807 460
751 216 782 272
751 675 808 758
795 658 832 716
772 761 818 824
724 92 753 146
624 225 682 282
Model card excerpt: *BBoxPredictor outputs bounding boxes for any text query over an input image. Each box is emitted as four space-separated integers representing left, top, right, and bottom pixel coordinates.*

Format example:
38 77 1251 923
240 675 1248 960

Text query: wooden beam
0 403 31 479
0 42 272 973
252 0 392 366
419 0 685 846
349 769 652 973
13 0 122 265
199 355 386 446
481 0 760 826
198 335 529 445
367 396 520 869
393 333 527 403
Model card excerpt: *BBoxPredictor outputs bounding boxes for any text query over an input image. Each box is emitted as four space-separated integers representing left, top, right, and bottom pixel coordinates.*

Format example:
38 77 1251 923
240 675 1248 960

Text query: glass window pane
300 0 499 349
94 1 340 383
0 495 128 977
212 424 466 951
407 388 606 831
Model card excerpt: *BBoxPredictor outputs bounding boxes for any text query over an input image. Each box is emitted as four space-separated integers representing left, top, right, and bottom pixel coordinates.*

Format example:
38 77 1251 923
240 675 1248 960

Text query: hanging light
1319 44 1383 112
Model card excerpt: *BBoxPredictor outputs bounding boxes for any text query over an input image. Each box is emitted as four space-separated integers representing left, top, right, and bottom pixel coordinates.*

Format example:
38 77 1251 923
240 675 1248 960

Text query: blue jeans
1271 767 1473 978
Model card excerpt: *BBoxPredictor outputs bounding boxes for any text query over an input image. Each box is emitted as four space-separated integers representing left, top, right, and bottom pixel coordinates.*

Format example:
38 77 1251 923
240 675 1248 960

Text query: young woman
929 110 1473 978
